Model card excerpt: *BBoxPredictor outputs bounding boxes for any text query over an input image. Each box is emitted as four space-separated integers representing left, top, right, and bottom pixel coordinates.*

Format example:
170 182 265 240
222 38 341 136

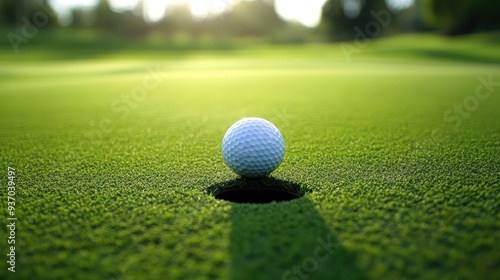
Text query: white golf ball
222 117 285 178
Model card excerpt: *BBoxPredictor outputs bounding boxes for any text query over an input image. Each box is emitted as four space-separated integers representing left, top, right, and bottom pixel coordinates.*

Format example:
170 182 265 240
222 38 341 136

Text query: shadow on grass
410 48 500 64
207 178 364 280
373 47 500 64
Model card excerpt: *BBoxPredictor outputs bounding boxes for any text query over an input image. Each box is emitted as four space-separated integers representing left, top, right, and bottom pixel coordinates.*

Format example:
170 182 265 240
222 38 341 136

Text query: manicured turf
1 33 500 280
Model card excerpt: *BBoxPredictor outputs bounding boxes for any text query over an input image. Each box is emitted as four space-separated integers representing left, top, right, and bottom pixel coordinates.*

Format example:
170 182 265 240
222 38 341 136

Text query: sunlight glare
187 0 235 19
144 0 168 23
108 0 139 12
274 0 328 28
188 0 210 19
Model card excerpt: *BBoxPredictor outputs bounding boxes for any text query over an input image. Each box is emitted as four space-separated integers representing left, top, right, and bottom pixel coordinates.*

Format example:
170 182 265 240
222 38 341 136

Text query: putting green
1 34 499 280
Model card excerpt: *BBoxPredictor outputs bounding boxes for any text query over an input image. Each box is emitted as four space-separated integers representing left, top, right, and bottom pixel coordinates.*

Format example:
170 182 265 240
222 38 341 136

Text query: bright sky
50 0 328 27
275 0 327 27
49 0 413 27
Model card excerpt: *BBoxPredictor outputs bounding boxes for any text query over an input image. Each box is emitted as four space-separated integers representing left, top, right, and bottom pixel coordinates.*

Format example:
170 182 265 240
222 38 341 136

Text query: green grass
1 33 500 280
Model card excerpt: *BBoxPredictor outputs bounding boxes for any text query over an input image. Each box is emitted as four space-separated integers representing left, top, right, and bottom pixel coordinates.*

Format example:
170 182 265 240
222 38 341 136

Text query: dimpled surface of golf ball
222 117 285 178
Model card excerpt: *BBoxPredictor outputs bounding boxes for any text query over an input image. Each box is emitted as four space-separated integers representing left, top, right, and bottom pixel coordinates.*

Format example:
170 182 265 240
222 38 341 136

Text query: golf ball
222 117 285 178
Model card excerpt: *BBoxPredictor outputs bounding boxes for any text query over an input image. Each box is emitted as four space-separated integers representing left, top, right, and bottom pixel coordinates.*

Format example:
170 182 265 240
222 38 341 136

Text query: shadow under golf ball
208 177 304 204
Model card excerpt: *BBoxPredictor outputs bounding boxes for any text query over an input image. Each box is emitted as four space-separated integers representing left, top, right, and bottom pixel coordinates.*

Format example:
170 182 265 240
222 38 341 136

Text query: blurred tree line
0 0 292 40
321 0 500 41
422 0 500 35
1 0 499 42
0 0 56 27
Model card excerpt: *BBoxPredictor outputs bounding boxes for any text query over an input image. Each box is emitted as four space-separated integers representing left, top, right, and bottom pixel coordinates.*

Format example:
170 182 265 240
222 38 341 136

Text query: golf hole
208 177 304 204
214 188 301 204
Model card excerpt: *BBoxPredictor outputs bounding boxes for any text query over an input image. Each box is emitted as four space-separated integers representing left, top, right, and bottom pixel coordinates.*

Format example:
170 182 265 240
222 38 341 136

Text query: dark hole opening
214 188 301 203
208 177 304 204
